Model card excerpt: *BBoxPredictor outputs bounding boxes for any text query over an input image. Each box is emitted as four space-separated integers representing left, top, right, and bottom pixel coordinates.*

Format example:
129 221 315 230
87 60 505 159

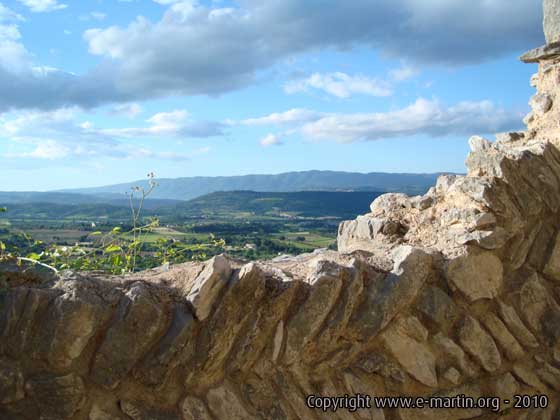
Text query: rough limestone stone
342 373 386 420
393 315 429 342
415 286 458 330
523 111 535 125
530 93 553 116
481 313 525 361
135 303 195 386
518 274 550 332
120 401 180 420
489 373 519 410
498 301 539 348
91 283 167 389
284 261 344 361
442 367 461 385
445 252 503 301
181 397 213 420
382 320 438 387
544 0 560 43
468 135 492 152
186 255 232 321
458 316 501 373
370 193 410 216
521 42 560 63
513 364 548 392
435 174 459 195
432 333 475 377
207 382 257 420
47 285 105 370
537 363 560 391
495 131 525 144
89 403 124 420
0 360 24 404
25 373 86 420
544 231 560 281
348 247 432 342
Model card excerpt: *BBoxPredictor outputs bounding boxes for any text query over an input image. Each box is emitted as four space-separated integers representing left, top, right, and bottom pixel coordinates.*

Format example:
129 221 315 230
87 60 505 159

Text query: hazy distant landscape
0 170 440 270
59 170 442 200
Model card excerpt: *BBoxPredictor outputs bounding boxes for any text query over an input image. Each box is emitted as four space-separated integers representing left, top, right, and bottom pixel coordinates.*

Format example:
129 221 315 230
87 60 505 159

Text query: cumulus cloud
17 0 67 13
389 63 418 82
260 133 283 147
243 98 522 143
79 0 540 101
0 4 24 22
241 109 323 126
284 72 392 98
152 0 184 4
110 103 142 119
100 109 225 138
0 0 543 110
303 99 522 142
0 108 216 160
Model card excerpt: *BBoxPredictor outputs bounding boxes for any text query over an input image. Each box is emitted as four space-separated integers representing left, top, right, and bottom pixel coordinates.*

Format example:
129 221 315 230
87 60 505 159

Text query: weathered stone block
90 283 167 389
445 252 503 301
26 373 86 420
416 286 458 329
181 396 213 420
0 360 24 404
458 316 501 373
186 255 232 321
544 231 560 281
544 0 560 44
382 319 437 387
481 313 525 361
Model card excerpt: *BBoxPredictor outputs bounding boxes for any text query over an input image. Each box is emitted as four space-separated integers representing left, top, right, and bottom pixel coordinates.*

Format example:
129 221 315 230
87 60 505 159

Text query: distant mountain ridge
0 192 181 209
59 170 446 200
0 191 384 222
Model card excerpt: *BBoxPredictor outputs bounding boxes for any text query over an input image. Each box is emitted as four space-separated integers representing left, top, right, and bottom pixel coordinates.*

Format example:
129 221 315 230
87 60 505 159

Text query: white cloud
260 133 283 147
241 109 323 126
300 99 522 142
0 108 217 161
100 109 224 138
153 0 184 4
284 72 392 98
17 0 67 13
389 64 418 81
0 0 543 111
12 140 71 159
241 99 522 143
110 103 142 119
76 0 541 105
0 4 24 22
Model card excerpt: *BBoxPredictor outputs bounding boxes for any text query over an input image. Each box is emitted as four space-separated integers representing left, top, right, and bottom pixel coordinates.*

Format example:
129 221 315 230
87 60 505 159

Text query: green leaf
0 207 6 212
111 227 122 234
105 245 122 253
26 252 41 261
0 241 5 251
91 231 103 236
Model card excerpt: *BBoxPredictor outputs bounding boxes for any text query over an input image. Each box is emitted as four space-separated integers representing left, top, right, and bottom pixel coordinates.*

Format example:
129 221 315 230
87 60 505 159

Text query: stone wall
3 3 560 420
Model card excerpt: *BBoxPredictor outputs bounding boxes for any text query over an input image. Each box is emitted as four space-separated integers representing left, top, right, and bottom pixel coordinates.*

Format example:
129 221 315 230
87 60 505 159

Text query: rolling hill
60 170 444 200
0 190 382 222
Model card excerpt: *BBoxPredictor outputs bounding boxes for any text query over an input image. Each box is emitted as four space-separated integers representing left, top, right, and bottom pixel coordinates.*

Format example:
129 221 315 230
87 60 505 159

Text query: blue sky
0 0 544 190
